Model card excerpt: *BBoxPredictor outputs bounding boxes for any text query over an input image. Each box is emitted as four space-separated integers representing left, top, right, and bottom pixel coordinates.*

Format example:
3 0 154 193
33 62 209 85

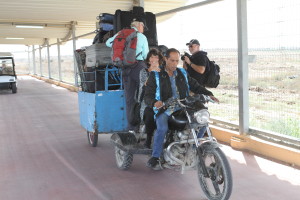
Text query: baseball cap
186 39 200 46
132 17 148 31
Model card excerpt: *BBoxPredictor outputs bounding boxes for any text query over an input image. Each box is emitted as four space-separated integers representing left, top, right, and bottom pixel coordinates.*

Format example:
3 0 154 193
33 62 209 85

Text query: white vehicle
0 52 17 93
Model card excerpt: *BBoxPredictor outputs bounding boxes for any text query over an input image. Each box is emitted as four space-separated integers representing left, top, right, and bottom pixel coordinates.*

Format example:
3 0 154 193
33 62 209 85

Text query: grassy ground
208 49 300 138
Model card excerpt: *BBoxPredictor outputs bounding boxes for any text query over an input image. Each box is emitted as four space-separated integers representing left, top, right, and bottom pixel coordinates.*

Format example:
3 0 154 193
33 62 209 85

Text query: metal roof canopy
0 52 13 57
0 0 189 45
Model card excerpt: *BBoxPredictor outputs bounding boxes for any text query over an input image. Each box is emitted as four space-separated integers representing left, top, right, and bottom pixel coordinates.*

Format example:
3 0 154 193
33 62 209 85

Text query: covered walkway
0 76 299 200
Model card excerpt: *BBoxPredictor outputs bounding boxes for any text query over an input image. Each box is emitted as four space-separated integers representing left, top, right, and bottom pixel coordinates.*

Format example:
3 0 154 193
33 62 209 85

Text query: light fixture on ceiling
5 37 25 40
15 25 44 29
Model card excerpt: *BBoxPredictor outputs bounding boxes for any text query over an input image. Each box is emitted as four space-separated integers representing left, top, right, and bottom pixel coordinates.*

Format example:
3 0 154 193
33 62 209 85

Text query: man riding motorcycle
144 48 219 170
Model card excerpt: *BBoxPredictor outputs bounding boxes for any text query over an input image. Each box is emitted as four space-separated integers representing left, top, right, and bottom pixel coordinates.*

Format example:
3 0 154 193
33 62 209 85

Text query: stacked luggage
77 6 158 93
85 43 111 68
93 6 158 46
93 13 114 44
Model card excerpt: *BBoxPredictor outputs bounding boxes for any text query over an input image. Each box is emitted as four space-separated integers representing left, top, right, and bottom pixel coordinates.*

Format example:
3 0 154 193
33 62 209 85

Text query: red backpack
111 28 138 67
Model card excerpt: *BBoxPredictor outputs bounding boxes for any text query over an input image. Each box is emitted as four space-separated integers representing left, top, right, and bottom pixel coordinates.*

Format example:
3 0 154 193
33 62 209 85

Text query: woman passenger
138 49 164 148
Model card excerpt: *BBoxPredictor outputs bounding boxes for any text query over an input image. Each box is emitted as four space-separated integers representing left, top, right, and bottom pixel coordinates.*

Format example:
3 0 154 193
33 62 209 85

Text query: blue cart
78 65 128 146
78 64 151 171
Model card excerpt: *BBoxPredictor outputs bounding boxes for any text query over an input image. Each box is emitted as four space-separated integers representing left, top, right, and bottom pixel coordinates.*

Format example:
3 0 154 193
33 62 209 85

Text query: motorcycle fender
110 132 137 146
199 141 220 152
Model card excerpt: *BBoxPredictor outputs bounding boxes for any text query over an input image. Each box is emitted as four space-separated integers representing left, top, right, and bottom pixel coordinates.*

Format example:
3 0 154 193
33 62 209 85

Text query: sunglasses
189 45 193 48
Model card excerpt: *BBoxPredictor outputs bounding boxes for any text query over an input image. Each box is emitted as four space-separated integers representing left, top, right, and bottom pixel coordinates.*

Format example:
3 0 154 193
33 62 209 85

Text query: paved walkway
0 76 299 200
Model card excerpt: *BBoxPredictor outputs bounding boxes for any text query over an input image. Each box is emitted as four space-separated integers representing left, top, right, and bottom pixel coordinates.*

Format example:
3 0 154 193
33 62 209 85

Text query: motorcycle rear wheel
197 147 232 200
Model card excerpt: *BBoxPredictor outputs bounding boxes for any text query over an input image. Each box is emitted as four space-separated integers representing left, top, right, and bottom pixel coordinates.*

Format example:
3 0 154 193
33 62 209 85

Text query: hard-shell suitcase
85 43 112 67
100 22 114 31
97 13 114 23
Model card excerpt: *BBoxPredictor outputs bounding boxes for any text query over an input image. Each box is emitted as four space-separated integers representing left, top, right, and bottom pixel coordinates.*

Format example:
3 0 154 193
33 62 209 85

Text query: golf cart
0 52 17 93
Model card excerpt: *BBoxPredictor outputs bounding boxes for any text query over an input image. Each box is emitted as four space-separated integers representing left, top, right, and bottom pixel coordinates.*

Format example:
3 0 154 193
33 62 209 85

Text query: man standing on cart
106 17 149 133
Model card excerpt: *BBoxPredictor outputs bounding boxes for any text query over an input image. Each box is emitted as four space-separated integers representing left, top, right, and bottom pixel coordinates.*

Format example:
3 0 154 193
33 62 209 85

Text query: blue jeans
152 113 169 158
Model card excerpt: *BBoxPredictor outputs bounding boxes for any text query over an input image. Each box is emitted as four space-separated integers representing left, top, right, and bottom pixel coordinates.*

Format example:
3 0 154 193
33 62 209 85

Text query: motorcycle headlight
194 109 210 124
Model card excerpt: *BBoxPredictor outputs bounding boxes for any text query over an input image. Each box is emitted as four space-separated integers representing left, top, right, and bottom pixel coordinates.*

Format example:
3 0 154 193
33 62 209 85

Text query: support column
39 46 43 76
27 46 31 74
72 22 78 87
32 45 36 75
237 0 249 135
57 38 62 82
46 39 51 79
133 0 144 7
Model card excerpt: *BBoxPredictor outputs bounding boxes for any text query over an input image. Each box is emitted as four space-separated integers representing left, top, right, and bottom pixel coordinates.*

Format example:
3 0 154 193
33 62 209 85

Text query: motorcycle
111 94 233 200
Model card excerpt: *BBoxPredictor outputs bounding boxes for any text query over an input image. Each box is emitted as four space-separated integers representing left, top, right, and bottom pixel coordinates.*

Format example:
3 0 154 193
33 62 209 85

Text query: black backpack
204 60 220 88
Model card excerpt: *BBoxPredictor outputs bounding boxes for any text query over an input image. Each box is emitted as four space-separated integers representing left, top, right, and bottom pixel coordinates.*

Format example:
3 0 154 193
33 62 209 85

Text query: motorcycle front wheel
197 147 233 200
114 137 133 170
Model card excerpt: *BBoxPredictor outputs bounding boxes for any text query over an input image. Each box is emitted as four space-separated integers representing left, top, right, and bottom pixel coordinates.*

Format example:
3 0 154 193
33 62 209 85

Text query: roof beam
156 0 223 17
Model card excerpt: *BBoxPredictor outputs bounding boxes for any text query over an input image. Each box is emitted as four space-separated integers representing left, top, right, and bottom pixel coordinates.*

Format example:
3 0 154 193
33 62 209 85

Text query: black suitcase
114 10 132 33
85 43 112 67
132 6 144 16
144 12 157 46
114 7 158 46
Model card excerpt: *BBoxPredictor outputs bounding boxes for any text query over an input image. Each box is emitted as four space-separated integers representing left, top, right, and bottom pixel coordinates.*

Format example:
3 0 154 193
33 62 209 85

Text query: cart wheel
87 131 98 147
114 137 133 170
12 83 17 93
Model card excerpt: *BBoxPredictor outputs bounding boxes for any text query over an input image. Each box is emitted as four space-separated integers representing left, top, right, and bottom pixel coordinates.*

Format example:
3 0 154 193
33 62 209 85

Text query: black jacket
187 51 210 86
144 67 214 107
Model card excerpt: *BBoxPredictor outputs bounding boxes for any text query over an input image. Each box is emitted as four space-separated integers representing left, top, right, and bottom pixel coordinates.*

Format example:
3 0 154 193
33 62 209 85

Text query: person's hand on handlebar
154 101 164 109
209 96 220 104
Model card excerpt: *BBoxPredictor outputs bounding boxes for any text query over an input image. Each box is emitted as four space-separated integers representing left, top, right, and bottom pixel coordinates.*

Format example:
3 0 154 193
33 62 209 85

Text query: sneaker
147 157 162 170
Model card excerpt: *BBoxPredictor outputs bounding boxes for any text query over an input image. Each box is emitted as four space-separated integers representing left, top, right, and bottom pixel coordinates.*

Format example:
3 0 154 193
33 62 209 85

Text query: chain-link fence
157 0 300 138
247 0 300 138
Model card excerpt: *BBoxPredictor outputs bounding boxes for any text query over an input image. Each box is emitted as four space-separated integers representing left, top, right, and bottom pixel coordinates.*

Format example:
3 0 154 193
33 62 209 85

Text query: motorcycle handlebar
203 95 216 103
155 94 216 116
